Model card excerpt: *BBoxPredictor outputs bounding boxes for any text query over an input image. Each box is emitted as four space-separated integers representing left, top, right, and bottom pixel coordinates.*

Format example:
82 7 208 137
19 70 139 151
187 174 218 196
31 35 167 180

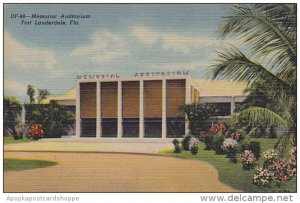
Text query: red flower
27 124 44 139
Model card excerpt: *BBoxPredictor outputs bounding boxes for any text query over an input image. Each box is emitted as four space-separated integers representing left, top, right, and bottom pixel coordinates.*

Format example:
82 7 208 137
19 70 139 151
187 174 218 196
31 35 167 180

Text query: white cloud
70 30 129 63
4 31 58 71
4 79 27 97
131 26 241 54
4 31 66 99
131 26 159 45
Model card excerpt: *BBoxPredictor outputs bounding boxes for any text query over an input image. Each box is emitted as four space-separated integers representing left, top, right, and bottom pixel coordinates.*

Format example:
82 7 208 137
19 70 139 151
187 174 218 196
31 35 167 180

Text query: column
162 79 167 139
20 104 26 125
185 77 192 135
139 80 144 138
231 96 235 116
75 82 81 138
96 82 101 138
117 80 123 138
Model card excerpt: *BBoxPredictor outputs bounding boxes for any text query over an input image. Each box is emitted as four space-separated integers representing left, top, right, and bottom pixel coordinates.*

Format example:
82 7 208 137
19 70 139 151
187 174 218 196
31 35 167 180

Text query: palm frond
211 47 293 92
219 4 296 72
238 107 289 128
274 133 291 158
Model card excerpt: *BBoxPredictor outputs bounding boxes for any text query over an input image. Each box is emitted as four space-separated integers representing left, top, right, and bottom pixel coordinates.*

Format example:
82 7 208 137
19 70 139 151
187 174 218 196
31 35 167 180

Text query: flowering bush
273 159 293 182
222 138 238 163
228 133 243 142
222 138 238 152
242 141 261 159
209 124 226 134
288 147 296 176
27 124 44 140
263 149 277 171
253 168 273 186
190 137 199 155
240 150 256 170
263 149 277 160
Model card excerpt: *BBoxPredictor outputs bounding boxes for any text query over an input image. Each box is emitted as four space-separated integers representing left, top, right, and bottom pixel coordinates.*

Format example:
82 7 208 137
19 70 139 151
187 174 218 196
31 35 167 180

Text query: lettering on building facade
76 71 189 80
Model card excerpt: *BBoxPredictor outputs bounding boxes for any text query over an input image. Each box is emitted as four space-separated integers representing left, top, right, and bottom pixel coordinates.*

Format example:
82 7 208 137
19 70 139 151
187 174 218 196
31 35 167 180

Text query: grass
4 136 33 144
4 158 57 172
160 138 296 193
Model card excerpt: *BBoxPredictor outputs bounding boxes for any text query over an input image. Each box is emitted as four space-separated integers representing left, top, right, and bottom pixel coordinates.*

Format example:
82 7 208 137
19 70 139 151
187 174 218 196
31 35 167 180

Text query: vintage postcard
3 3 297 196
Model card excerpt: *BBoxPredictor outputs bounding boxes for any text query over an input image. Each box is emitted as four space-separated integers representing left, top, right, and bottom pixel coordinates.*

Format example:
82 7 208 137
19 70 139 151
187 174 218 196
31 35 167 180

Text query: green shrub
179 104 216 135
242 141 261 159
213 132 225 154
173 139 179 145
25 101 75 138
203 134 214 150
181 135 191 151
173 139 181 153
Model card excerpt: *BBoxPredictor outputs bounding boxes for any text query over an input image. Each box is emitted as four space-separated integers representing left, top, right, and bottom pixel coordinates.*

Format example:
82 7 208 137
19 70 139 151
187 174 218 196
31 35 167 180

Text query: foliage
37 89 50 104
253 168 273 186
190 137 199 155
25 100 75 138
209 123 226 134
172 139 181 153
15 124 29 139
211 4 296 156
199 131 206 141
203 134 213 150
263 149 277 160
222 138 238 163
217 117 237 132
26 124 44 140
181 135 191 151
288 147 296 176
240 150 256 170
212 132 225 154
3 97 22 139
258 147 297 186
179 103 216 135
161 138 295 192
242 141 261 159
27 85 35 104
272 159 293 182
227 132 243 142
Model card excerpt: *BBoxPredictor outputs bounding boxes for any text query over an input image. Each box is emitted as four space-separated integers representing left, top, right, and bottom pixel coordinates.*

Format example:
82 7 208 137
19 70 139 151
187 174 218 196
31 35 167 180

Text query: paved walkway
4 152 239 192
4 139 173 153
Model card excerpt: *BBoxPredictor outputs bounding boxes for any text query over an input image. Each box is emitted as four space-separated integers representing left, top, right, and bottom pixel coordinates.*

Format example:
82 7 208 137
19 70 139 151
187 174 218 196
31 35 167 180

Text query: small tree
3 97 22 139
37 89 50 104
179 103 216 135
27 85 35 104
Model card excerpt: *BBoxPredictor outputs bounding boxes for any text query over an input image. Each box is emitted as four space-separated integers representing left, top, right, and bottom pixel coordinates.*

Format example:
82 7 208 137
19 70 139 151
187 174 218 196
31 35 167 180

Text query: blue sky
4 4 241 102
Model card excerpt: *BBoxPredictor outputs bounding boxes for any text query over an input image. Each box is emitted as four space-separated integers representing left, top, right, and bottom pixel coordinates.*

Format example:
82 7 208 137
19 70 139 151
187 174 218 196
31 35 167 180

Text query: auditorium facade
75 72 199 138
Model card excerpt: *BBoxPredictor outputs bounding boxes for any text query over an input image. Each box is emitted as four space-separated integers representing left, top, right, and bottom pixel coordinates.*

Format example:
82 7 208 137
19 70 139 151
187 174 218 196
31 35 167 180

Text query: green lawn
4 136 33 144
4 158 57 172
160 138 296 193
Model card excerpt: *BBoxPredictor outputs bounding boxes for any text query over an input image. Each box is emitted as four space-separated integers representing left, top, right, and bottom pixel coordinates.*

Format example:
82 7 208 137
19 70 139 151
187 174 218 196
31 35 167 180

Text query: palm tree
210 4 296 156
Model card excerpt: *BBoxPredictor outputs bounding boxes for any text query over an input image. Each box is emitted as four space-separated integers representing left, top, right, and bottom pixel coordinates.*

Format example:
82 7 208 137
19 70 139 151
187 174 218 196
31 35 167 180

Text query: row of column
76 79 191 138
